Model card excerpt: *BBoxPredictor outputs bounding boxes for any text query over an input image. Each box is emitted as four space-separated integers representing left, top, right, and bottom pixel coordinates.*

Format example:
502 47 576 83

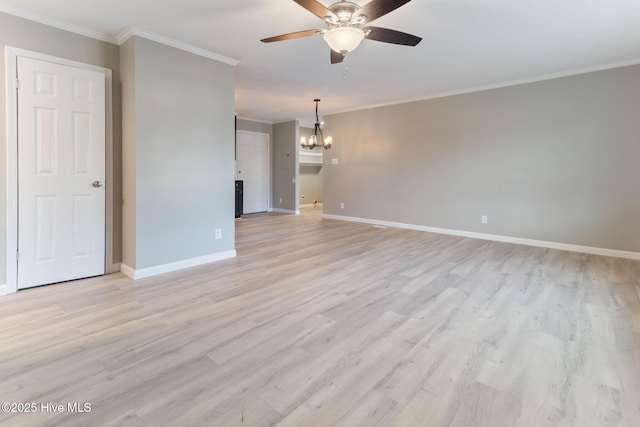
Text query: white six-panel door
236 131 269 214
17 56 106 289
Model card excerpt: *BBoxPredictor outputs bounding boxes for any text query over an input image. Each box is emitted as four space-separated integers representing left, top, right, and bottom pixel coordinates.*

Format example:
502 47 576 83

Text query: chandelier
300 99 332 150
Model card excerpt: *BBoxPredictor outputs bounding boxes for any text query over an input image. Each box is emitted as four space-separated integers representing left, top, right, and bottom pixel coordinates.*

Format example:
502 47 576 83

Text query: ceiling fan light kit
323 27 365 55
261 0 421 64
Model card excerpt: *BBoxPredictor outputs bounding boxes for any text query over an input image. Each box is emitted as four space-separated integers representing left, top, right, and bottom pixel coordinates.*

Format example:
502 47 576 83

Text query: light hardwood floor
1 208 639 426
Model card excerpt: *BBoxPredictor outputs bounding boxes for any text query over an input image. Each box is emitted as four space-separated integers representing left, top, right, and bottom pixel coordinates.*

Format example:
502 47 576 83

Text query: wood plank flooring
1 208 639 426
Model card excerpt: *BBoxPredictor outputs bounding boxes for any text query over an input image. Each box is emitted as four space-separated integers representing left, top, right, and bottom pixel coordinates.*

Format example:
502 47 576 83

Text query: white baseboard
109 263 122 274
1 262 122 296
271 208 300 215
323 214 640 261
0 284 10 296
120 250 237 280
300 203 323 208
120 263 136 279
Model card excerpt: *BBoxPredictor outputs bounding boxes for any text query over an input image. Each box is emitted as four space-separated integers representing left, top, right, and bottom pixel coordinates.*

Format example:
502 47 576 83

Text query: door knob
92 181 103 188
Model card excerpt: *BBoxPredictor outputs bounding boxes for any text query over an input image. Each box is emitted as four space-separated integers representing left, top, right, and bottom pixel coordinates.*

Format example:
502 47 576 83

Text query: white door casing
17 56 106 289
236 131 269 214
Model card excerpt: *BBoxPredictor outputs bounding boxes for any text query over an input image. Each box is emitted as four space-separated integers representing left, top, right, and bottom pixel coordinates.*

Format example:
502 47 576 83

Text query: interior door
17 56 106 289
236 131 269 214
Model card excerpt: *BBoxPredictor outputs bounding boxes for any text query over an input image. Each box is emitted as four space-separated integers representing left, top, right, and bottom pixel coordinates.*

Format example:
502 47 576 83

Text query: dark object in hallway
235 180 243 218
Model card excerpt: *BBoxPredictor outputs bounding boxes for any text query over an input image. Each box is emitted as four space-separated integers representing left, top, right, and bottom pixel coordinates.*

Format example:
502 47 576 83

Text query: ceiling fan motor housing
325 2 366 27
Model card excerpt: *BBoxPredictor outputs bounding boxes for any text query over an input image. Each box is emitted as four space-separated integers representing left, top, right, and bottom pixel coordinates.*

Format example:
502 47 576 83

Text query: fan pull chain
342 65 349 79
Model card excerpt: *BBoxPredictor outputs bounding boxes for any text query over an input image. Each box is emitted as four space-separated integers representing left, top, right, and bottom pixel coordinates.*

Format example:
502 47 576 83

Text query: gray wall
0 12 122 284
272 121 298 211
324 64 640 253
300 166 323 205
121 36 235 269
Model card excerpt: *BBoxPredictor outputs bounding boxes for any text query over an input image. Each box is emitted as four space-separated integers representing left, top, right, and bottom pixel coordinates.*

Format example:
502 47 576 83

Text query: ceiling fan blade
293 0 338 21
261 29 322 43
363 26 422 46
355 0 412 23
330 49 345 64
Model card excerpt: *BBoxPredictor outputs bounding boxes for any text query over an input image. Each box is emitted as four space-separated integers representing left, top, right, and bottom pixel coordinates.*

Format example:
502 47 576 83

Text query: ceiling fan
261 0 422 64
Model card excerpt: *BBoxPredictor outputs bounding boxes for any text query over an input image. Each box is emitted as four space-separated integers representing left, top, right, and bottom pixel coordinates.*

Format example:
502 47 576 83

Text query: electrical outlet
331 158 339 165
215 228 222 240
279 197 283 204
481 215 488 224
340 202 345 209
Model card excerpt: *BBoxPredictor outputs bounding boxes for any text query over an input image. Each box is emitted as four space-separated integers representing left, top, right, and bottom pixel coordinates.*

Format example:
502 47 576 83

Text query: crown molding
236 116 273 125
115 27 135 45
0 3 116 44
326 57 640 117
272 118 299 125
116 27 239 66
0 6 239 66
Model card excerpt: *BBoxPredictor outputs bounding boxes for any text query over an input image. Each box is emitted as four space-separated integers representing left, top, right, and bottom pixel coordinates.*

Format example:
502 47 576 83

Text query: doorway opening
298 125 323 212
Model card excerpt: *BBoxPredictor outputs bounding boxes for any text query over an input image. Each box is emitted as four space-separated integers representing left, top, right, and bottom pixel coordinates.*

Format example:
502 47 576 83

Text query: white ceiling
2 0 640 123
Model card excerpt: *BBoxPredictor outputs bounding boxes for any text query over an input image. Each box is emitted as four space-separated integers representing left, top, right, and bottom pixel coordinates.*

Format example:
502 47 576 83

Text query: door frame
235 130 271 213
2 47 115 295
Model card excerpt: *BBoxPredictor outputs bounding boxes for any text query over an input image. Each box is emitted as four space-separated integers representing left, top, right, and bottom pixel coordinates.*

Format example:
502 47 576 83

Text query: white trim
300 203 323 208
4 47 114 295
0 3 116 43
120 264 136 280
116 27 239 66
103 68 115 279
236 130 271 137
273 118 300 125
109 263 122 274
0 284 10 296
271 208 301 215
326 58 640 117
236 116 273 125
299 150 323 157
120 250 237 280
4 47 18 295
322 214 640 261
115 27 136 45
